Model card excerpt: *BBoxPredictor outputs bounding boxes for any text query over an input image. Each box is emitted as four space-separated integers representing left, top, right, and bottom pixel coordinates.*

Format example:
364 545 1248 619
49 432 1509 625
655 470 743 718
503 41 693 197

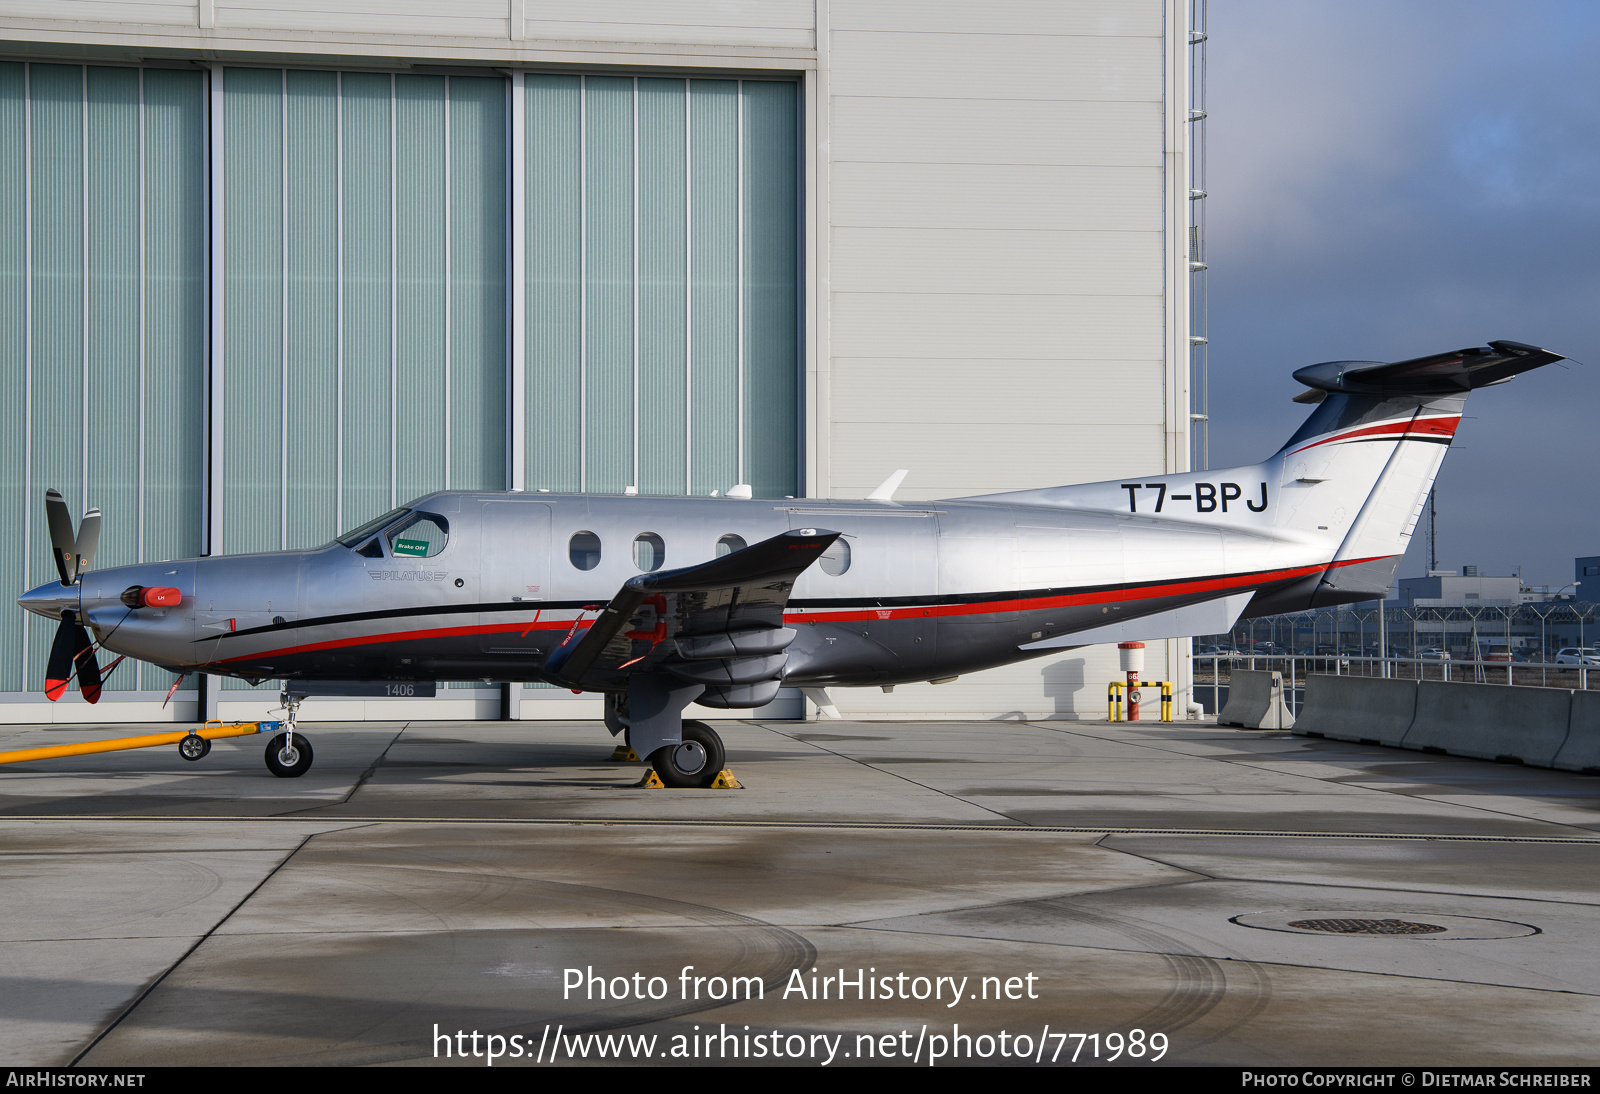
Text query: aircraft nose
18 581 77 621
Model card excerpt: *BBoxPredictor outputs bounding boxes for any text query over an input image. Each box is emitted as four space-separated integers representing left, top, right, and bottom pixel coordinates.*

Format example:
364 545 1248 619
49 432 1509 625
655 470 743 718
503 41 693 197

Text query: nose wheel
264 732 314 777
264 693 313 778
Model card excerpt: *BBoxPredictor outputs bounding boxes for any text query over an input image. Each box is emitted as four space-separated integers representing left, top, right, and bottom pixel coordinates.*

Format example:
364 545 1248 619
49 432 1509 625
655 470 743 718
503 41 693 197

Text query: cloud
1200 0 1600 586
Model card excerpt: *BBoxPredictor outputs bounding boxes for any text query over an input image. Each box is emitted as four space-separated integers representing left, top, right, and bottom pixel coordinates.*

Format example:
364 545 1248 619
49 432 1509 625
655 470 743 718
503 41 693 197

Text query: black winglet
1293 341 1565 396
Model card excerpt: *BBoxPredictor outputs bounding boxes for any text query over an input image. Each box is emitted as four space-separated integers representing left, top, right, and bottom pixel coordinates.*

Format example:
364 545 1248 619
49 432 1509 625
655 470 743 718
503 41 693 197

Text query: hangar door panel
523 76 799 501
217 67 509 564
0 63 205 702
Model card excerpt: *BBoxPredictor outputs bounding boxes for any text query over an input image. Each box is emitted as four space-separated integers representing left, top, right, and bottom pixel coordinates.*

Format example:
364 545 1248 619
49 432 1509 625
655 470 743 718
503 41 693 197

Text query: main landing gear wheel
264 732 314 778
177 733 210 761
650 720 725 789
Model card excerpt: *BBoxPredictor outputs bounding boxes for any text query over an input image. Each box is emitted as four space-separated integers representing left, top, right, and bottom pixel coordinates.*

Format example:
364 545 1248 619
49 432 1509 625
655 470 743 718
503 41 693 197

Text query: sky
1203 0 1600 591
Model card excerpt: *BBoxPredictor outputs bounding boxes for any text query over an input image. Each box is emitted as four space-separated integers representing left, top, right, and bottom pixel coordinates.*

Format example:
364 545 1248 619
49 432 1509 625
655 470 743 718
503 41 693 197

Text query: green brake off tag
393 538 429 557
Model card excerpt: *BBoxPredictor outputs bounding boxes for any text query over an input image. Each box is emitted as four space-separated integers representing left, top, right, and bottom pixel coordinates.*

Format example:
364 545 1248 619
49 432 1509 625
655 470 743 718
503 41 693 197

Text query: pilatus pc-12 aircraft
19 340 1562 786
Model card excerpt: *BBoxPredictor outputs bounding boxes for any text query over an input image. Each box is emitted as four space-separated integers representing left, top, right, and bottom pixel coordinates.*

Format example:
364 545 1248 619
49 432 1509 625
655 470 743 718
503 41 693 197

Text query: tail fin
1271 340 1563 604
967 340 1563 613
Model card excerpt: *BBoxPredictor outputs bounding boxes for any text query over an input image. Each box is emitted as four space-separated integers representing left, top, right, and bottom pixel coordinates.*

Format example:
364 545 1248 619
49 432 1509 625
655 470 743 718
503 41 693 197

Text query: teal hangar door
0 65 800 720
517 75 800 501
0 63 205 715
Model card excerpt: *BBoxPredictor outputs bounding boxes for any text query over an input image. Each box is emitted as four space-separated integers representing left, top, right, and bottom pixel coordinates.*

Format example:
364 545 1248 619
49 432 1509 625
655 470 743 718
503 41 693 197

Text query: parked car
1420 648 1451 661
1555 648 1600 666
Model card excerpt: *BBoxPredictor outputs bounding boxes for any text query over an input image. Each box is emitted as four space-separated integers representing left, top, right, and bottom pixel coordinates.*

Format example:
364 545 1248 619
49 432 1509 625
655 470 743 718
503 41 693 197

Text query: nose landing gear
265 692 314 778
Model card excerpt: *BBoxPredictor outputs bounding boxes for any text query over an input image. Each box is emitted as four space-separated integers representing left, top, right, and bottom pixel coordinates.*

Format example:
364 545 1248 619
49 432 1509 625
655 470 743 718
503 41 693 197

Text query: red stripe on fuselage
1290 416 1458 455
791 554 1388 624
211 617 574 665
207 555 1392 667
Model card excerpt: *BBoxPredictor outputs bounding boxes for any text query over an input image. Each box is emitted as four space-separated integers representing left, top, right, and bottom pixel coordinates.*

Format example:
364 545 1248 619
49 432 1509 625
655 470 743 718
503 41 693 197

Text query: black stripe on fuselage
210 558 1326 644
210 599 595 643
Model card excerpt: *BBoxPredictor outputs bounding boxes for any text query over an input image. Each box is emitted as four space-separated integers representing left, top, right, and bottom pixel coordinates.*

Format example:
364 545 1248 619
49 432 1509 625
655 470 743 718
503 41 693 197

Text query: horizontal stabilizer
1293 340 1563 397
1018 591 1255 650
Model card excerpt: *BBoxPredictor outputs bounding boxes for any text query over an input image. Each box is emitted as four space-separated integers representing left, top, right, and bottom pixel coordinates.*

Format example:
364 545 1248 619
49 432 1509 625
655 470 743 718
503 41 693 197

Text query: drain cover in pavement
1286 918 1445 935
1232 911 1537 940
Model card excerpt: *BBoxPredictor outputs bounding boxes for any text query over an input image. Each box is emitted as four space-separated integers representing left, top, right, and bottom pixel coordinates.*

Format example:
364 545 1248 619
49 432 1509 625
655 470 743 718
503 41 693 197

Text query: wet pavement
1 716 1598 1066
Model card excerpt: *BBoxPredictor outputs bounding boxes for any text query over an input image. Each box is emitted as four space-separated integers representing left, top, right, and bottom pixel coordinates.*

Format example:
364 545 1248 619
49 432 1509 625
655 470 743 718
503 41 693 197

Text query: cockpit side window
387 513 450 558
336 507 411 547
356 537 385 559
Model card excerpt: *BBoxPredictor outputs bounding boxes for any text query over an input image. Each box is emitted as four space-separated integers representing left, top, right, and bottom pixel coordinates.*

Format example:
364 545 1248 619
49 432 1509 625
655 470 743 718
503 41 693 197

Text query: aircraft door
786 508 939 676
478 500 552 655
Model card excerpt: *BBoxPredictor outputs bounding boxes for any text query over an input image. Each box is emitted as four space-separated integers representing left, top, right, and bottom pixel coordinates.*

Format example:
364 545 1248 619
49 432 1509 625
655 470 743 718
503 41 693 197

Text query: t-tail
1253 339 1562 610
972 340 1564 617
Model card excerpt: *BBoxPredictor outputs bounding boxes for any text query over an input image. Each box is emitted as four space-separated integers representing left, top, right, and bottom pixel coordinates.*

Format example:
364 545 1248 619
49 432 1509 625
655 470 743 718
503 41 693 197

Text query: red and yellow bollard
1119 642 1145 719
1108 680 1174 723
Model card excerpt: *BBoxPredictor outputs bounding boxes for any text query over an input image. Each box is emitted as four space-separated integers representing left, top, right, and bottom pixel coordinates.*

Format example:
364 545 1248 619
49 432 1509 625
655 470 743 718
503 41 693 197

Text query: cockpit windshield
335 507 411 548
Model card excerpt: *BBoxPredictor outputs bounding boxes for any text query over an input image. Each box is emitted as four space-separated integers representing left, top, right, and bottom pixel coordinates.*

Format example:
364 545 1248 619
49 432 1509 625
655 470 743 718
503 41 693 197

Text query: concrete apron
1 717 1599 1066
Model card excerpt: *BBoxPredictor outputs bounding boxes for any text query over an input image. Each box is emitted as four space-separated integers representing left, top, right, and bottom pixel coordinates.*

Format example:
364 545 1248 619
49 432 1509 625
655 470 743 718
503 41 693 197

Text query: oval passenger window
716 534 746 558
633 532 665 573
819 537 850 576
570 531 602 571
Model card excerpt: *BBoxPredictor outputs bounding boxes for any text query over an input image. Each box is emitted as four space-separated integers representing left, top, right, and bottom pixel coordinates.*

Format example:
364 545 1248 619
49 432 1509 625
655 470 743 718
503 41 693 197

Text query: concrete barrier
1292 675 1418 747
1403 680 1572 765
1553 689 1600 773
1217 669 1295 730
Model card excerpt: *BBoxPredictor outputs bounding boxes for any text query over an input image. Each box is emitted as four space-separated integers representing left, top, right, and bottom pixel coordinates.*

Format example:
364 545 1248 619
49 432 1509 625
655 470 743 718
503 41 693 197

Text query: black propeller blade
44 487 99 586
43 614 77 702
71 615 102 704
40 489 104 704
44 611 102 705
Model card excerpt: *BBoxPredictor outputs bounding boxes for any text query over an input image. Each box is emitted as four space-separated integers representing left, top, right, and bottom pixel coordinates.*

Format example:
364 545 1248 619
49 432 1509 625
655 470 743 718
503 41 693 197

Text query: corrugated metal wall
216 68 509 556
0 63 206 702
522 75 797 500
1 63 801 711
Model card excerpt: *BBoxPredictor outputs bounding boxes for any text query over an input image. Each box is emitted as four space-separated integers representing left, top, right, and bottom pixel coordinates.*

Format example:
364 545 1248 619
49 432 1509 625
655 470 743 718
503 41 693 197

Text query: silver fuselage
18 485 1340 689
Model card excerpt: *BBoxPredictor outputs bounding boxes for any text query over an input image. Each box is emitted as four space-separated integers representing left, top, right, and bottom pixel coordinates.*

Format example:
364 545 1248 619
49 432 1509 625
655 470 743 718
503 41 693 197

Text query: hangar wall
0 0 1191 723
814 1 1191 718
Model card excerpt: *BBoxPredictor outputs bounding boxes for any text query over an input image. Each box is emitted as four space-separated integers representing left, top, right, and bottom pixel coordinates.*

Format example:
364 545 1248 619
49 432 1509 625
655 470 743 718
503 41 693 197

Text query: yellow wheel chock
633 767 741 789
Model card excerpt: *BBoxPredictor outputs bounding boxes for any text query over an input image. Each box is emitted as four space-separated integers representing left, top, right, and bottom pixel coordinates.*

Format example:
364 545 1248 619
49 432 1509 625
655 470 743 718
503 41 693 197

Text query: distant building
1577 556 1600 589
1396 568 1536 608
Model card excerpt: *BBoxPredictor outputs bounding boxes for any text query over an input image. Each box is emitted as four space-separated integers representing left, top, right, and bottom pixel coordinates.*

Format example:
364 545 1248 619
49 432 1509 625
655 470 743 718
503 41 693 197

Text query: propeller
40 489 103 704
44 609 102 704
45 487 99 585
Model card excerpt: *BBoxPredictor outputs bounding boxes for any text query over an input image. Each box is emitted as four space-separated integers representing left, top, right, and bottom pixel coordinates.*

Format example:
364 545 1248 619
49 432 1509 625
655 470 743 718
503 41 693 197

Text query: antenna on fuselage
866 469 909 503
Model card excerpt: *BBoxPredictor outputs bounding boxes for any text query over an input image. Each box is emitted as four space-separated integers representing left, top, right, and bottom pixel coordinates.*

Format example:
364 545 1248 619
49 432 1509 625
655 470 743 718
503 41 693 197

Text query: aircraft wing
542 527 840 695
